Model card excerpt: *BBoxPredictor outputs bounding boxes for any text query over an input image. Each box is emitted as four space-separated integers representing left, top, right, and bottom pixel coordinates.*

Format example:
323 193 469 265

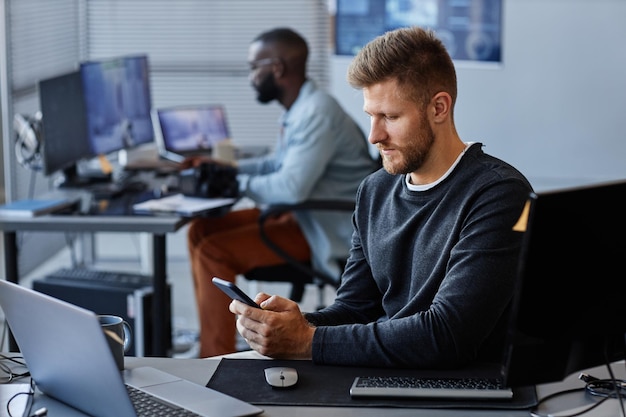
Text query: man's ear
272 59 285 79
431 92 452 122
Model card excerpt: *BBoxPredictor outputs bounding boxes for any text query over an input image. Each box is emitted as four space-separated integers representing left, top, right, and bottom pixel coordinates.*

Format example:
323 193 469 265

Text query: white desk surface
18 350 625 416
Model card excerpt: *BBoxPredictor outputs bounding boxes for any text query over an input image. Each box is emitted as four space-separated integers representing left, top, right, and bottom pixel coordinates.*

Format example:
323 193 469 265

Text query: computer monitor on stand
38 70 94 186
80 54 153 156
78 54 155 194
38 55 154 194
504 180 626 387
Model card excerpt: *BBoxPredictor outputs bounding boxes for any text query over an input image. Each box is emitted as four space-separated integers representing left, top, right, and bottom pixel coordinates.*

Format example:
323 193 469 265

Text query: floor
8 226 337 358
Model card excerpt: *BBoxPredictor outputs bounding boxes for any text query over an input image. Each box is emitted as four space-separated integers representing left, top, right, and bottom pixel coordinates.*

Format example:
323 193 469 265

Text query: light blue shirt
237 80 378 279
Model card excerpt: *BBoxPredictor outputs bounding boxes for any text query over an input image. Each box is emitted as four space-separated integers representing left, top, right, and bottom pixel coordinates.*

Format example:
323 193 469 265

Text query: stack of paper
132 193 236 216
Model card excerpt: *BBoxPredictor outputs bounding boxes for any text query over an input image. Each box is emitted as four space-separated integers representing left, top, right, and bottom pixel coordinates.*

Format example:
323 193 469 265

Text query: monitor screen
504 180 626 387
80 54 153 156
334 0 502 63
121 55 153 147
38 70 93 177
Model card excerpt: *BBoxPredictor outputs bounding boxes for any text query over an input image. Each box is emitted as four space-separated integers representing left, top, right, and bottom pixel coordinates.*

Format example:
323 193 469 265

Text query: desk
0 211 188 357
18 355 626 416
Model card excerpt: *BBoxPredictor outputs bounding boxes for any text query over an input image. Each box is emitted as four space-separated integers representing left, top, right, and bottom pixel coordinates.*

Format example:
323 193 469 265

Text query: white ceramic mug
212 139 236 163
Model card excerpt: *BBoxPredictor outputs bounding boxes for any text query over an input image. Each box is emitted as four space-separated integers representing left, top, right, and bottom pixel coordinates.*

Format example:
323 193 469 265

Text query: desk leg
4 231 18 284
4 231 19 351
152 234 169 357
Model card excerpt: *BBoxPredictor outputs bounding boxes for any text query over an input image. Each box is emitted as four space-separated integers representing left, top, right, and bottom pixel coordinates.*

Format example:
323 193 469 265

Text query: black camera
179 162 239 198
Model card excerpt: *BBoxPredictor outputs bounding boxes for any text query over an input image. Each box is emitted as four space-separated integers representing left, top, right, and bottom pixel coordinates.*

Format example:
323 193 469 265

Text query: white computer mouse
264 367 298 388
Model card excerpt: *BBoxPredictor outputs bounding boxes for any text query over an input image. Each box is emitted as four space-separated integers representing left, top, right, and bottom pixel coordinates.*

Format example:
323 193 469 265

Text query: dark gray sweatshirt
305 143 533 369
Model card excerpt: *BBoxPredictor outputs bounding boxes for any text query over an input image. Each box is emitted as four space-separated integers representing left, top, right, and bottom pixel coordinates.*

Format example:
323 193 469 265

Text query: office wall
330 0 626 191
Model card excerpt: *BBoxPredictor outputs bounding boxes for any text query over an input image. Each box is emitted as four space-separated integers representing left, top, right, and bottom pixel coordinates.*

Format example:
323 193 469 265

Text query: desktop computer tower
32 269 172 357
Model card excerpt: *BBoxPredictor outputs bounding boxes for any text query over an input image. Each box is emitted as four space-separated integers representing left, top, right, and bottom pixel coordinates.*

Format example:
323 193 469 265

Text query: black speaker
32 272 172 357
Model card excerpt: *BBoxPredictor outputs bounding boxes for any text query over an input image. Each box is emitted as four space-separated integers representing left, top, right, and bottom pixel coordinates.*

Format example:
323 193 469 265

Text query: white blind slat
9 0 81 91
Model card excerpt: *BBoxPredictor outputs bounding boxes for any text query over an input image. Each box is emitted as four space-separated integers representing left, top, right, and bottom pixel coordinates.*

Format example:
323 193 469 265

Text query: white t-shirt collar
406 142 475 191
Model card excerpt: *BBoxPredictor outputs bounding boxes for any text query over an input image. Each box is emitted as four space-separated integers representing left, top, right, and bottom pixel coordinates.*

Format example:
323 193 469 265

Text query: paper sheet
1 383 32 417
132 193 236 216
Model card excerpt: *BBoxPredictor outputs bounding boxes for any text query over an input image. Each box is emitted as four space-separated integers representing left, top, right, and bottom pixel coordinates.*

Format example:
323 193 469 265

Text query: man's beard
255 72 281 104
382 122 436 175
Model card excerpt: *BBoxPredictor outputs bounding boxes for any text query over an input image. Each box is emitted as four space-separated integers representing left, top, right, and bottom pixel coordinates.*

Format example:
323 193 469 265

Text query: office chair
243 199 355 310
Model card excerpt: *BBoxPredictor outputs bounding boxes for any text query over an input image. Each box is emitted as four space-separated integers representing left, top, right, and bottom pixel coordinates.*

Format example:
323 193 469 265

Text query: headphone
13 112 43 171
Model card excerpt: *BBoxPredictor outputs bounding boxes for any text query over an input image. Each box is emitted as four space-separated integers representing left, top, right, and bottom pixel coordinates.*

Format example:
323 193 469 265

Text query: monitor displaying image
335 0 502 63
80 54 153 156
153 104 231 162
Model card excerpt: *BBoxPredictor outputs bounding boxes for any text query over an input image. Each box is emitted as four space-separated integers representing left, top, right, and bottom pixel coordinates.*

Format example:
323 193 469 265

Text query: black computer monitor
38 70 94 180
504 180 626 387
80 54 153 156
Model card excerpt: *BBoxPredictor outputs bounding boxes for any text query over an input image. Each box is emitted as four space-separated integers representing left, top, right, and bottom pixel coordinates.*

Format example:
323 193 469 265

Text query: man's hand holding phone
212 277 261 308
212 276 314 359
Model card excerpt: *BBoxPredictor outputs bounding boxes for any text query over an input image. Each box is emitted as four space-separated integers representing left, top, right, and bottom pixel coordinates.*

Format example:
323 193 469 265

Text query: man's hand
178 155 237 170
230 293 315 359
179 155 213 170
179 155 237 170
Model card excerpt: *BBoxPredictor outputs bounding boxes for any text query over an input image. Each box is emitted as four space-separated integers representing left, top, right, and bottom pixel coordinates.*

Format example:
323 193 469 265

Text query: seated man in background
231 26 533 368
186 27 379 357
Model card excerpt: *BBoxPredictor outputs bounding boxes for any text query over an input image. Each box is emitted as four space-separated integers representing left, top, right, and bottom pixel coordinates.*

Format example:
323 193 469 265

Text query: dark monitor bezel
504 180 626 387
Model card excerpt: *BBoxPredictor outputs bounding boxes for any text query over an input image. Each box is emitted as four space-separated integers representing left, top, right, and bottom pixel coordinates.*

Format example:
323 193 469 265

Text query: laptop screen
153 104 231 161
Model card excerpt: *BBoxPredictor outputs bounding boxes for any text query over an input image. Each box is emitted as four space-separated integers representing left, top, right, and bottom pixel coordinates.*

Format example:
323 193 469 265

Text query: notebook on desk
152 104 232 163
0 280 262 417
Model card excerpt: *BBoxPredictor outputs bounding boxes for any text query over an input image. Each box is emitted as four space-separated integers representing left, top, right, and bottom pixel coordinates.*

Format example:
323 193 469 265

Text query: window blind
2 0 83 274
85 0 331 149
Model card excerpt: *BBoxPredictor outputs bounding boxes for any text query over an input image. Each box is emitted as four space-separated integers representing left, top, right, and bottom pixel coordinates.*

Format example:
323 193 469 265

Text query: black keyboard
44 267 153 289
126 384 202 416
350 376 513 400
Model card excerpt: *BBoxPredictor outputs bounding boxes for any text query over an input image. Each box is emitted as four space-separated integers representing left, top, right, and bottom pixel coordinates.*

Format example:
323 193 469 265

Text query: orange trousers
187 208 310 357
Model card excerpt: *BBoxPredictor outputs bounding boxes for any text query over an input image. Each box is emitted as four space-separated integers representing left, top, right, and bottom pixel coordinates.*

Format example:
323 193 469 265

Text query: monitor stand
59 163 150 200
55 164 112 189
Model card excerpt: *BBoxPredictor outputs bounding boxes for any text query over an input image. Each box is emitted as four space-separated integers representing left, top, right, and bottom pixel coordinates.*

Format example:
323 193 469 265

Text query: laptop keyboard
350 376 513 400
126 384 202 416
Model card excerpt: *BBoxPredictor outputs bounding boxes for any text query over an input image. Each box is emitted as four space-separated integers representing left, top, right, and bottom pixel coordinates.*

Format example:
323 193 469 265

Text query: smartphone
212 277 261 308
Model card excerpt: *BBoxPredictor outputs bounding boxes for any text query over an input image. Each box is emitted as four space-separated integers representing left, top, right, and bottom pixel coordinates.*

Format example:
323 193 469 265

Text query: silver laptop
0 279 262 417
152 104 232 163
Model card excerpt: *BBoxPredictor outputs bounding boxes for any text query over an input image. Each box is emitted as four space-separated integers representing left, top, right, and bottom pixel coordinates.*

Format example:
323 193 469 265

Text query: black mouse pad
206 358 538 410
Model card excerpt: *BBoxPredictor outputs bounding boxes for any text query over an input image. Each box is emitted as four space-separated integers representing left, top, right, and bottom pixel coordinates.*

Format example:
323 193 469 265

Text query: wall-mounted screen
334 0 502 63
